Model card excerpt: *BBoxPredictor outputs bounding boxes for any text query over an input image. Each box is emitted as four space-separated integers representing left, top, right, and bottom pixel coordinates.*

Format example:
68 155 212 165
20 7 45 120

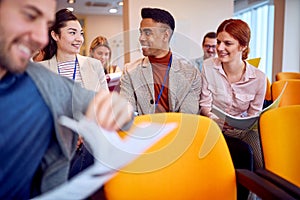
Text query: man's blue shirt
0 72 53 199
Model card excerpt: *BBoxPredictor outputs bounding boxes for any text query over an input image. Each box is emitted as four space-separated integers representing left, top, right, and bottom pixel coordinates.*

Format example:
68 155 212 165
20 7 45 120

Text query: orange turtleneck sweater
148 51 172 113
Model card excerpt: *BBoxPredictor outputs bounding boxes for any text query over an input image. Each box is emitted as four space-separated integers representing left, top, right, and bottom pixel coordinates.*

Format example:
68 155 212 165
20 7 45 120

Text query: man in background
192 32 217 72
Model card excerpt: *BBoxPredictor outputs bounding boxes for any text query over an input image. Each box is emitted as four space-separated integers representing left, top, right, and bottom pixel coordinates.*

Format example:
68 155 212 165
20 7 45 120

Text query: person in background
120 7 201 115
39 9 108 92
192 31 217 72
89 35 121 74
0 0 133 199
200 19 266 169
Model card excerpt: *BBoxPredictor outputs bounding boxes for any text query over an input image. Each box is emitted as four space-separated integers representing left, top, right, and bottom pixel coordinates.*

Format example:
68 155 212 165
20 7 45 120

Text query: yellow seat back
271 79 300 106
265 77 272 101
259 105 300 187
276 72 300 81
247 57 261 68
105 113 236 200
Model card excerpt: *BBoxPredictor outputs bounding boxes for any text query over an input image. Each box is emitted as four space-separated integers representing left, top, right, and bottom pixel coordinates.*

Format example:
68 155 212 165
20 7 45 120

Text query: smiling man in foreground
0 0 133 199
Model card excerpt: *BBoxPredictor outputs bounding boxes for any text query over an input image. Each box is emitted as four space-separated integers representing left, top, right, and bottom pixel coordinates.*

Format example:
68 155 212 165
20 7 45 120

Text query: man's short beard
0 37 30 75
0 39 10 72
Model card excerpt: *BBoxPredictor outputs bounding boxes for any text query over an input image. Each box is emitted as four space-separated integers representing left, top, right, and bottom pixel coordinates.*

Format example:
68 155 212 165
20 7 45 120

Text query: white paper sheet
32 116 177 200
212 82 287 129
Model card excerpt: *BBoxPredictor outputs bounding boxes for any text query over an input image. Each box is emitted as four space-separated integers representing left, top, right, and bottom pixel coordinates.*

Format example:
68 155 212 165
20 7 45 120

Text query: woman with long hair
39 9 108 179
39 9 108 91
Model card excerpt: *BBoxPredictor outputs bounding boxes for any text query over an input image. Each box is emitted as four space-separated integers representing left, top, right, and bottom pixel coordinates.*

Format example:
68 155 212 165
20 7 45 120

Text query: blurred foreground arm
85 90 134 131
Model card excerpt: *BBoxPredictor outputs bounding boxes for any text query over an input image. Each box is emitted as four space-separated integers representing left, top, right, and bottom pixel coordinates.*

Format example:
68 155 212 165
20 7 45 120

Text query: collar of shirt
213 58 257 82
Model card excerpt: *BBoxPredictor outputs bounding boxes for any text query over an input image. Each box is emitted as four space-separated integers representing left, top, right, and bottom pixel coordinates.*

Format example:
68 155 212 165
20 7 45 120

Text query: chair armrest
236 169 296 200
256 168 300 199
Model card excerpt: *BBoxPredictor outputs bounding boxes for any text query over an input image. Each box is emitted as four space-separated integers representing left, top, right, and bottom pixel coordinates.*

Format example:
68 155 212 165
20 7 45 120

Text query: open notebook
211 82 287 130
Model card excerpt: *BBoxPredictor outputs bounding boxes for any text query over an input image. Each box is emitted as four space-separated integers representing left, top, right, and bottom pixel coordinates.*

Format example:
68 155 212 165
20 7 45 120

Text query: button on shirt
200 57 267 117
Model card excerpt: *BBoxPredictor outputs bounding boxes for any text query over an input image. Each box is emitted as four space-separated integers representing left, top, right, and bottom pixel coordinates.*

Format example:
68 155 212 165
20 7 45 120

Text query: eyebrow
68 27 84 32
24 5 43 16
68 28 78 31
140 28 152 31
24 5 55 27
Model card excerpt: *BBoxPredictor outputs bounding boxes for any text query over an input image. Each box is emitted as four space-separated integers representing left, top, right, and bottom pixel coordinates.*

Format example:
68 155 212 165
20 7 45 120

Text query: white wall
77 14 124 67
79 0 299 73
126 0 233 62
80 1 233 66
282 0 300 72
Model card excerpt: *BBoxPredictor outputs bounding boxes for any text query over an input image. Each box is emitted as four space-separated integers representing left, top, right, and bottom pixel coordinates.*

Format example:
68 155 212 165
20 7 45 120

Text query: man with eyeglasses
192 32 217 72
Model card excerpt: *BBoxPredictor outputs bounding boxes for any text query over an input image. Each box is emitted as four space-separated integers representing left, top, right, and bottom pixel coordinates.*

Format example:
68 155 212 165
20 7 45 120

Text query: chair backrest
276 72 300 81
259 105 300 187
104 113 237 200
271 79 300 107
265 77 272 101
247 57 261 68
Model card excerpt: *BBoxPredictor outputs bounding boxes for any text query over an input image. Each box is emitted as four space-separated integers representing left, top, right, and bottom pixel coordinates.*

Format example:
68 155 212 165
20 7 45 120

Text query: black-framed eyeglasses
204 45 216 49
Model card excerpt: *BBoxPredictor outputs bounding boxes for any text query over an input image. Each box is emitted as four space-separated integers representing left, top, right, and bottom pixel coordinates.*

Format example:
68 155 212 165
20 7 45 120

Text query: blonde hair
89 36 111 56
90 36 114 73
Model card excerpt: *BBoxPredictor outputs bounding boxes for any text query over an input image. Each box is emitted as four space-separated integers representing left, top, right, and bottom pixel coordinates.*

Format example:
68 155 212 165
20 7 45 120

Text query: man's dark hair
202 32 217 45
141 7 175 31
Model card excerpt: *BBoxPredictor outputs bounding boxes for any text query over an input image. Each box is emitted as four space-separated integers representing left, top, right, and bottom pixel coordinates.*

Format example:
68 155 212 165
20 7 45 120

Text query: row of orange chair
265 72 300 105
88 64 299 199
271 71 300 107
247 58 299 106
276 72 300 81
261 73 300 198
258 105 300 199
98 113 297 199
271 79 300 107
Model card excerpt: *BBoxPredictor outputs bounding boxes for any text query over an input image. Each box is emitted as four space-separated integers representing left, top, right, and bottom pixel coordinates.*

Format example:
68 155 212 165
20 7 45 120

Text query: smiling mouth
72 44 82 48
218 52 228 57
140 44 150 48
18 44 33 59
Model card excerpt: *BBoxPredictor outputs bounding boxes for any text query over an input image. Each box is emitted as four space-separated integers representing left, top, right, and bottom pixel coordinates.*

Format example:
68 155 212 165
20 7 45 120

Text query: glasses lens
204 45 216 49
